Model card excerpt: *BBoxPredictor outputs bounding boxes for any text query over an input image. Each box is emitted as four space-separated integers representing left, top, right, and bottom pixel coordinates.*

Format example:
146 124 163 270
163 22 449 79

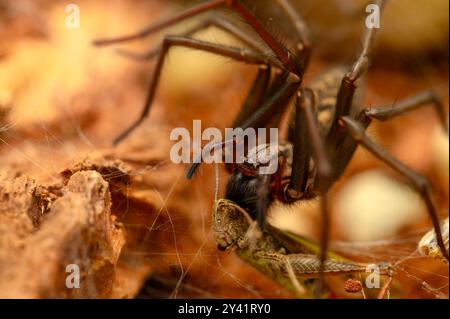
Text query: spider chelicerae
94 0 449 288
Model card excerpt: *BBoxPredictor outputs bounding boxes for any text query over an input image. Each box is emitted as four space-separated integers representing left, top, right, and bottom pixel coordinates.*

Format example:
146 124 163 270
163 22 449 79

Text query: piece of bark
0 171 125 298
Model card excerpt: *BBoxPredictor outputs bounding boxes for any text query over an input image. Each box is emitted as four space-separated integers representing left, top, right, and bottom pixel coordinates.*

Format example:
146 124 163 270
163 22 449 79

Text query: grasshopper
214 199 394 298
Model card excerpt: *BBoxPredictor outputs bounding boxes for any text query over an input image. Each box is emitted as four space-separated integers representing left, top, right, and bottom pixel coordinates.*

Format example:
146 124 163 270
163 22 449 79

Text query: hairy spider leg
365 91 448 133
115 16 270 63
94 0 312 143
112 36 270 145
295 0 386 296
326 0 386 160
93 0 306 74
233 65 272 128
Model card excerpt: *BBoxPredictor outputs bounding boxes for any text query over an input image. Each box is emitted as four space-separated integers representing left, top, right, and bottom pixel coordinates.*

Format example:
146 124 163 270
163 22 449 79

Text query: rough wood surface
0 170 125 298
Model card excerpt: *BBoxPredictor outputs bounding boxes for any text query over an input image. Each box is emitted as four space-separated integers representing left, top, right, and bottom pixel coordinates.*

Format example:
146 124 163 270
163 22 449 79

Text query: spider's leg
94 0 301 74
340 116 449 261
364 91 448 133
287 89 333 297
239 73 300 130
188 72 300 178
116 16 271 63
233 65 272 128
93 0 227 46
230 0 299 73
344 0 385 83
264 72 296 128
326 0 385 146
205 65 272 174
113 36 270 145
241 76 300 228
274 0 311 67
203 16 271 53
324 0 386 181
113 19 217 61
286 94 310 197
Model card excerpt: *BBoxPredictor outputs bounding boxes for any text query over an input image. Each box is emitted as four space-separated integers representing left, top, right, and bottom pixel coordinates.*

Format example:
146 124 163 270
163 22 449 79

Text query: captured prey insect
94 0 450 291
213 198 394 298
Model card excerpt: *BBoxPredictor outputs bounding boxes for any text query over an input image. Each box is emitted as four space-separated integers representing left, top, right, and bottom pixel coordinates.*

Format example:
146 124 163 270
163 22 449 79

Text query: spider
94 0 449 280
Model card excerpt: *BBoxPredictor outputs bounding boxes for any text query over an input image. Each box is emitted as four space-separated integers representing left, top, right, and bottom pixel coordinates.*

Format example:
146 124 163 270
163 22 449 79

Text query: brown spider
94 0 449 282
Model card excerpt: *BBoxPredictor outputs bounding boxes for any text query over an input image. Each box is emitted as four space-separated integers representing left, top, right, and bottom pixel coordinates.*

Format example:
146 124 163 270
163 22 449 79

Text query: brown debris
61 157 132 192
344 279 363 294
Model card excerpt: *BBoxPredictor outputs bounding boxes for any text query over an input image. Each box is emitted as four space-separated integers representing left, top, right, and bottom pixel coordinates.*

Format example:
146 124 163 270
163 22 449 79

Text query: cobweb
123 160 449 299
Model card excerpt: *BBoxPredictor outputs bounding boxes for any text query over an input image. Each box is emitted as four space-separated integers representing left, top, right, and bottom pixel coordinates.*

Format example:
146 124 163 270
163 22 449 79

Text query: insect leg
284 256 308 296
377 276 393 299
364 91 448 133
113 36 270 145
340 116 449 261
252 251 392 298
253 252 372 276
